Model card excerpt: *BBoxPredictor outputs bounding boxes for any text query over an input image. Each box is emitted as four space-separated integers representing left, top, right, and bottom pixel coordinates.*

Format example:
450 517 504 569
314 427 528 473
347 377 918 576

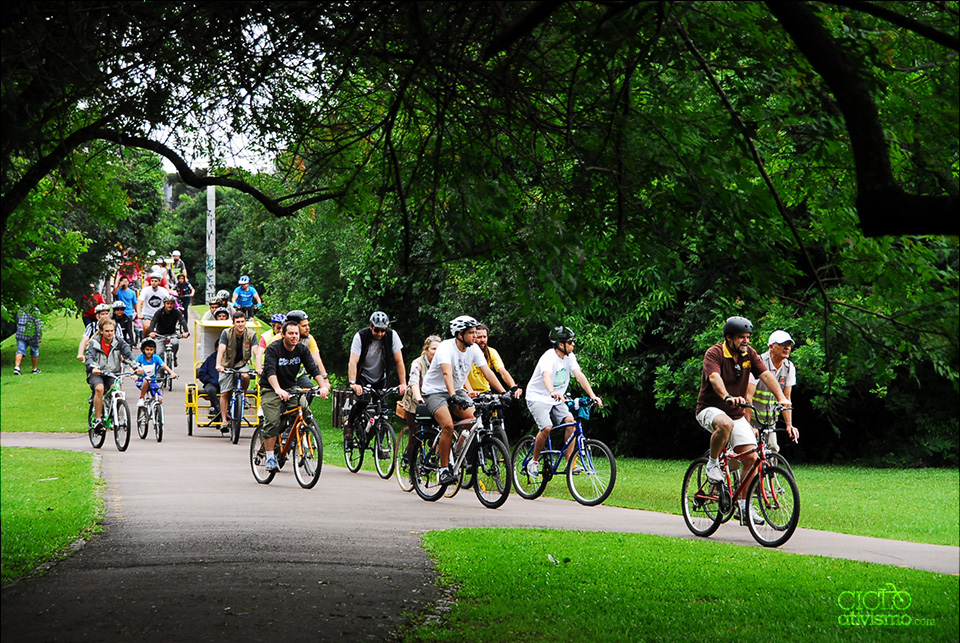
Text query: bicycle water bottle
366 416 375 435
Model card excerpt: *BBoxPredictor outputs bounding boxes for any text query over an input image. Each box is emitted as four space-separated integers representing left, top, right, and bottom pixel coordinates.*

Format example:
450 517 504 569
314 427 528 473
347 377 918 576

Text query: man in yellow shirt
466 323 522 397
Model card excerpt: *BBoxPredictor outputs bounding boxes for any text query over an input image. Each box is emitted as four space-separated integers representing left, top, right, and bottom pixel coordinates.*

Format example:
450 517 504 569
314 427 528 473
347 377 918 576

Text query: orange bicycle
250 387 323 488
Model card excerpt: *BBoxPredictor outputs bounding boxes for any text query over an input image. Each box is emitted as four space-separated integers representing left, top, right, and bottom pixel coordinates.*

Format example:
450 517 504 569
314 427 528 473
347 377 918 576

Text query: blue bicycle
512 397 616 506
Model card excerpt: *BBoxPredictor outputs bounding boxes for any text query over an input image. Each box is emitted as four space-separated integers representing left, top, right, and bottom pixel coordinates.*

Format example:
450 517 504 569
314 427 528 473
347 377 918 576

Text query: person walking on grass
14 307 43 375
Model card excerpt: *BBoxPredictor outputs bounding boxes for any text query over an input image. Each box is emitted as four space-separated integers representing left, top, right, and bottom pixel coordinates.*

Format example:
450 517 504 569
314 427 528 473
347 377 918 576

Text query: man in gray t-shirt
346 311 407 429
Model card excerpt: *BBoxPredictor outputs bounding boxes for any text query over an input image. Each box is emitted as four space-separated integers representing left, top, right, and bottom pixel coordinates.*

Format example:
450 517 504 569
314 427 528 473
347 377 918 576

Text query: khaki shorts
696 407 755 448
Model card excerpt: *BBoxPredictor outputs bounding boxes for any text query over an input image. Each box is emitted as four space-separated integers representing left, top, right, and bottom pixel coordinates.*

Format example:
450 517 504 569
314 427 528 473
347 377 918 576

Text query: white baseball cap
767 330 794 346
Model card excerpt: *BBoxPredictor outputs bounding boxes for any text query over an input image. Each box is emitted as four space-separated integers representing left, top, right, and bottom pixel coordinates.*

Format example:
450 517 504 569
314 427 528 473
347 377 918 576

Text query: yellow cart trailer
185 317 262 442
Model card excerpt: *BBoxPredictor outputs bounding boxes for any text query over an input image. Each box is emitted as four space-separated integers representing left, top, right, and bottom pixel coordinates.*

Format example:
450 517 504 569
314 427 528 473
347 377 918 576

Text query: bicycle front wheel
88 404 105 449
250 428 276 484
230 394 243 445
511 435 548 500
394 427 414 492
154 403 164 442
566 439 616 506
766 451 794 478
681 458 724 537
374 420 397 478
137 405 149 440
747 465 800 547
114 399 131 452
474 437 511 509
293 421 323 489
412 433 446 501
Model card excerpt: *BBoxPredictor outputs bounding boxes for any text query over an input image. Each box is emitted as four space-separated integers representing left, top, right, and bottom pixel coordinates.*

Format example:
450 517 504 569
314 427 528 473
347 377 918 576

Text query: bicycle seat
415 404 432 421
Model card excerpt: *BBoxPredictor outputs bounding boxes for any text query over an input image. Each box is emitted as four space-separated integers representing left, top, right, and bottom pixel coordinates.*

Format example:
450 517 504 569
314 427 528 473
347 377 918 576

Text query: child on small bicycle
136 338 177 407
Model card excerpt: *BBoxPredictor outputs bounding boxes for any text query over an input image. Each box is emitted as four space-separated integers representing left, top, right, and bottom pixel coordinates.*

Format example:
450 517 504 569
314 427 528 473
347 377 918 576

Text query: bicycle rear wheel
154 403 164 442
88 404 105 449
114 399 131 452
250 428 276 484
374 419 396 479
474 437 511 509
293 421 323 489
747 465 800 547
511 435 548 500
681 458 723 537
137 404 149 440
230 393 243 445
344 424 365 472
412 433 446 501
394 427 414 492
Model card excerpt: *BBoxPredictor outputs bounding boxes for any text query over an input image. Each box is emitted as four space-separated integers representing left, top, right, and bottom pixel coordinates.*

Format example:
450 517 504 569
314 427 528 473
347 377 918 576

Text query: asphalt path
2 352 957 642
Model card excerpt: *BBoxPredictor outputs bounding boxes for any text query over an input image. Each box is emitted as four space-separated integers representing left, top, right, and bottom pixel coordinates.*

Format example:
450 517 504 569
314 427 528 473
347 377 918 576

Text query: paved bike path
2 354 957 641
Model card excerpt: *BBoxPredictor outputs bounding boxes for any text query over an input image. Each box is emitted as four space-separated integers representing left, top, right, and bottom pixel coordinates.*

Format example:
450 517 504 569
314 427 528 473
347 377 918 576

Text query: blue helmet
238 275 250 285
270 313 286 324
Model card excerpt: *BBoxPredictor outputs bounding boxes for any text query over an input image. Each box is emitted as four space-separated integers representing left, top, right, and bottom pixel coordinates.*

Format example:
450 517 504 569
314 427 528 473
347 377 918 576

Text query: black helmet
286 309 308 323
723 316 754 337
550 326 576 344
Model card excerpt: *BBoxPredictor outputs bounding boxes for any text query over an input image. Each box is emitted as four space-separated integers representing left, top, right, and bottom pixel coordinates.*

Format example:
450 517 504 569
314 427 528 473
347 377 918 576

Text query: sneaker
438 467 456 485
526 459 540 478
571 464 585 475
736 501 764 526
13 367 21 375
92 418 105 433
705 461 724 483
137 398 145 408
378 447 390 460
32 368 41 374
266 456 279 471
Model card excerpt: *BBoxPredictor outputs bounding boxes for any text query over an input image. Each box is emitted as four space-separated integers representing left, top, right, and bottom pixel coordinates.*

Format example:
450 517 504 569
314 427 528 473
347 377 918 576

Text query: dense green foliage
413 528 959 642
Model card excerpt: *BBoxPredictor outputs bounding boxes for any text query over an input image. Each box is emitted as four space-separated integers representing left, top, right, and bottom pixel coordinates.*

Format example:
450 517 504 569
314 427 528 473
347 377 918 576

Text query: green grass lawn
406 528 959 642
1 314 90 432
0 446 103 583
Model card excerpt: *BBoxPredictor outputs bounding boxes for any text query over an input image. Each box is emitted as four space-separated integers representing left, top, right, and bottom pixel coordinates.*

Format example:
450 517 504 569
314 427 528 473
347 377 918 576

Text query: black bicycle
341 386 400 479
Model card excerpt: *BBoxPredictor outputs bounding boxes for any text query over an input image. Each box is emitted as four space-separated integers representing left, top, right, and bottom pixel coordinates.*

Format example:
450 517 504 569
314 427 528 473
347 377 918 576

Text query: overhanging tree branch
821 0 960 52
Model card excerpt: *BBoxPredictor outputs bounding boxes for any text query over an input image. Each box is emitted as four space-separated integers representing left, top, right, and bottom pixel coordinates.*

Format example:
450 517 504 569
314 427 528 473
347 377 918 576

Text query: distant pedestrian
14 307 43 375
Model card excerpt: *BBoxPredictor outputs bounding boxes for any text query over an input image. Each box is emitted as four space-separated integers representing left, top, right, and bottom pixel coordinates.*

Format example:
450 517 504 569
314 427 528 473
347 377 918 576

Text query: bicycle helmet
549 326 576 344
215 289 231 302
111 300 126 310
214 309 230 320
95 303 111 313
140 338 157 351
449 315 479 337
286 309 308 322
162 294 177 303
722 316 754 337
370 311 390 329
148 273 162 281
172 250 181 257
270 313 287 324
207 295 220 305
238 275 250 285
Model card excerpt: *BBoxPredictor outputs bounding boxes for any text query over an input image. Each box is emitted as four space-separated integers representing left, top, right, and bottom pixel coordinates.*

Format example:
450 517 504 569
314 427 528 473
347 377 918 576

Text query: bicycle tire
187 407 194 436
88 404 105 449
293 421 323 489
492 417 509 453
114 399 131 452
412 431 447 501
229 393 242 445
250 427 276 484
566 439 616 506
511 435 548 500
165 350 174 391
766 451 794 478
747 465 800 547
137 404 149 440
394 427 414 492
344 424 365 473
443 462 465 498
155 402 164 442
681 458 723 537
374 419 396 479
474 437 511 509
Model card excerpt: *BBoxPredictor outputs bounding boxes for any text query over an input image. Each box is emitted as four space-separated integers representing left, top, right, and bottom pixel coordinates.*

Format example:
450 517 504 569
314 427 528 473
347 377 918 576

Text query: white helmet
370 311 390 329
449 315 479 337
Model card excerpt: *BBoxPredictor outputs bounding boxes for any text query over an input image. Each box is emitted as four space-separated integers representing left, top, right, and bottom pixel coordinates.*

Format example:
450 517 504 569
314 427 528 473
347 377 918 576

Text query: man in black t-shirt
260 320 330 471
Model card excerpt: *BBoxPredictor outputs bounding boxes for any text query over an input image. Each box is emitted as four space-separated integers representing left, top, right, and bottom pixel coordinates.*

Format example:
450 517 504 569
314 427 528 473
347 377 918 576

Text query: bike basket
566 397 592 420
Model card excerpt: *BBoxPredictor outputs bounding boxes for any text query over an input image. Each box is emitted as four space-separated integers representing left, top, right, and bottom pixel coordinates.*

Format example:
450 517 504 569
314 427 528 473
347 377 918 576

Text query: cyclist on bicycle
256 313 286 372
420 315 513 485
696 316 792 512
111 300 135 346
85 318 142 431
465 323 523 398
346 311 407 432
135 338 178 407
524 326 603 477
269 310 330 390
232 275 262 318
261 319 329 471
77 303 112 361
136 273 170 336
215 310 261 428
149 295 190 365
746 329 799 452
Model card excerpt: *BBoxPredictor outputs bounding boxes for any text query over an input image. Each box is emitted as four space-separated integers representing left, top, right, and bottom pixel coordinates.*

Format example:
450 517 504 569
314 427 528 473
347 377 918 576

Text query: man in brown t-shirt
695 316 791 497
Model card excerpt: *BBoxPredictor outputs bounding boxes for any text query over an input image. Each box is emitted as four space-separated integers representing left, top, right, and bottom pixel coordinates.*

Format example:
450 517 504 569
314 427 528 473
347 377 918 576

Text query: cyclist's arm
744 380 758 423
478 364 506 394
498 365 522 397
216 342 227 372
187 283 196 297
708 371 741 406
542 369 562 401
78 333 92 361
573 369 601 406
254 292 262 305
267 374 290 400
393 349 407 395
348 351 361 395
176 311 189 336
441 363 457 397
781 384 797 441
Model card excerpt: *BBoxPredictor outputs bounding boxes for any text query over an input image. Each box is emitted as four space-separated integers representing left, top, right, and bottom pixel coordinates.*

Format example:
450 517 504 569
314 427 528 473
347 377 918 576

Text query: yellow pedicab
184 316 262 443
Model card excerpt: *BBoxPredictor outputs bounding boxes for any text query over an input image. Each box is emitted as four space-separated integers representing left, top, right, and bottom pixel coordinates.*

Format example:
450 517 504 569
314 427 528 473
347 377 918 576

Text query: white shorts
696 407 755 448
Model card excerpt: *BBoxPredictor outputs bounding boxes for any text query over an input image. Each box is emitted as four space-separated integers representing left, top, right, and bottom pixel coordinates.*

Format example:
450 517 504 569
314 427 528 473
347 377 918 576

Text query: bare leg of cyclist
436 405 474 469
93 384 105 420
219 392 231 430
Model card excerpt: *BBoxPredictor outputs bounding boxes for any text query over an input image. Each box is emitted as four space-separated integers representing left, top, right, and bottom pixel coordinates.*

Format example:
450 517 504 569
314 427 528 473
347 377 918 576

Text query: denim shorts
16 338 40 357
